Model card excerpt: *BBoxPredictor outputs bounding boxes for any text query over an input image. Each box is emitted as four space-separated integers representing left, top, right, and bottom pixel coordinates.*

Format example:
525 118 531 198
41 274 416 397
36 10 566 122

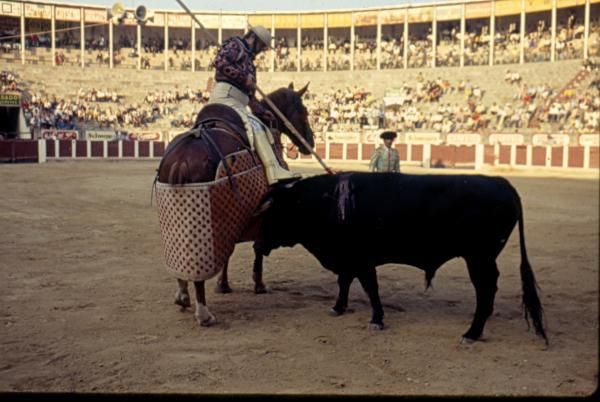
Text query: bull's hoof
196 314 217 327
215 282 233 294
254 283 268 294
174 293 191 309
329 306 345 316
459 336 476 345
368 322 384 331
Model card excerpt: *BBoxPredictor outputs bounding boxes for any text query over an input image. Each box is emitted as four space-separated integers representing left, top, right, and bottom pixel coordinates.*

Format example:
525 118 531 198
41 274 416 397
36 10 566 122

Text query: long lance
174 0 334 175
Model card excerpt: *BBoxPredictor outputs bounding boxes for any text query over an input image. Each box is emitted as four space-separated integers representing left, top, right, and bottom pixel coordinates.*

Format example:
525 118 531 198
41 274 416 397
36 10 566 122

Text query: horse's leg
215 262 233 294
174 279 191 310
253 242 267 294
357 266 385 330
193 281 217 327
329 271 355 316
461 257 499 343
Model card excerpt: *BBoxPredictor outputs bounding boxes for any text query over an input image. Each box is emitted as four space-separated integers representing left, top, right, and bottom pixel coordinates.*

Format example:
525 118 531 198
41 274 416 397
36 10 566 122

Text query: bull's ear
288 82 294 90
297 82 310 97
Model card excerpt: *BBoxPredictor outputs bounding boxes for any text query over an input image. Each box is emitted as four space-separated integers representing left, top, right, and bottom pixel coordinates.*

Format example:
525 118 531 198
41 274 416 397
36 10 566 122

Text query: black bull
256 172 548 344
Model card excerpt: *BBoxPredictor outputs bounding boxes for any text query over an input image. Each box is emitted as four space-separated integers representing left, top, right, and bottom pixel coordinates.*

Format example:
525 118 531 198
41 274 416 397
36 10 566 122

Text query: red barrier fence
1 140 598 170
0 140 40 163
43 140 166 160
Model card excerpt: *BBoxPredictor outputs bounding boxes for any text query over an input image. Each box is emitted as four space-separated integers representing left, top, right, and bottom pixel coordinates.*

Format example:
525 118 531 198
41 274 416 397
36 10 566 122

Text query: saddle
193 103 250 147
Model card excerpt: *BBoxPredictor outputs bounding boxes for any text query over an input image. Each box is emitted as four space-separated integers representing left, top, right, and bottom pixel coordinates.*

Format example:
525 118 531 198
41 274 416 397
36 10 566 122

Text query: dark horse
156 83 314 326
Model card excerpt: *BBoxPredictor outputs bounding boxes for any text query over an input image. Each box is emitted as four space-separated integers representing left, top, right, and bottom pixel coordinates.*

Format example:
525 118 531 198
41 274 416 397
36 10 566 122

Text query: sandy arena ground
0 160 598 396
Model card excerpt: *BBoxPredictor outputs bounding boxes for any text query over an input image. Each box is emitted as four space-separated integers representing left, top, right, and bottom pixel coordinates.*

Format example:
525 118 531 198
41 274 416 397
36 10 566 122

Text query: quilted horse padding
155 150 268 281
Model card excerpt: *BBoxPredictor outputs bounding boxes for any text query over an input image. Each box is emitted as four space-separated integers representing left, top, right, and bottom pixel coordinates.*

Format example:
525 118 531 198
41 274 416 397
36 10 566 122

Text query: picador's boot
254 130 301 185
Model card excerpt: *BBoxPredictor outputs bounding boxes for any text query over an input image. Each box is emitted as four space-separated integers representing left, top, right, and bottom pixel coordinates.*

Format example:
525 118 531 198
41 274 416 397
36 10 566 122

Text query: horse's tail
516 196 548 345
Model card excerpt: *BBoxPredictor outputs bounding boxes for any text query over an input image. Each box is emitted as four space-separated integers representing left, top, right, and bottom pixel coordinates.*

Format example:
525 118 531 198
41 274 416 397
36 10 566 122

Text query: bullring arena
1 0 599 397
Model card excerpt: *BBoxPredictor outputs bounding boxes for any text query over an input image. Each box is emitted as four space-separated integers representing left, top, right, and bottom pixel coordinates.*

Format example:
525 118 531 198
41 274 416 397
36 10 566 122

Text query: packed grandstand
0 0 599 147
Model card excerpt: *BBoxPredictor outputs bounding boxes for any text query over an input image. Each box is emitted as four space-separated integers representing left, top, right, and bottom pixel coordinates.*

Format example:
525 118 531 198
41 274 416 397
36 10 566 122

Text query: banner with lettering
532 134 570 146
488 133 525 145
86 130 116 141
41 129 78 140
127 131 162 141
446 133 481 146
0 92 20 107
0 1 21 17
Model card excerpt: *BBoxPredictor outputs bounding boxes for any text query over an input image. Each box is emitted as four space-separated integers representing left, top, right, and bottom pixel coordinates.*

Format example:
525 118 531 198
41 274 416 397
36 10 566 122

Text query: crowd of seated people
354 39 377 70
407 33 432 68
300 37 324 71
464 23 491 66
536 81 599 133
21 90 167 130
380 37 404 69
4 53 598 137
77 87 122 103
493 23 521 64
0 70 19 92
327 37 351 71
436 25 461 67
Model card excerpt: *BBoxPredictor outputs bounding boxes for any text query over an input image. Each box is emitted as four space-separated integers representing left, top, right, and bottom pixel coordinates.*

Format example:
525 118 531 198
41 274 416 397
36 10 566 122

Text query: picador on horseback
154 14 317 326
209 25 301 184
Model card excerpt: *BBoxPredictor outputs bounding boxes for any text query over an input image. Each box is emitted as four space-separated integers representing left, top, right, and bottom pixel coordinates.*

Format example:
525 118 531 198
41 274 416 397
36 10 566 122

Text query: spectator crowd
1 55 598 138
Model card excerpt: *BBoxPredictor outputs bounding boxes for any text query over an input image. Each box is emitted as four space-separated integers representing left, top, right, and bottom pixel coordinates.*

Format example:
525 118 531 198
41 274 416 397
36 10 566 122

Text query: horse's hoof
368 322 384 330
174 293 191 309
197 315 217 327
215 283 233 294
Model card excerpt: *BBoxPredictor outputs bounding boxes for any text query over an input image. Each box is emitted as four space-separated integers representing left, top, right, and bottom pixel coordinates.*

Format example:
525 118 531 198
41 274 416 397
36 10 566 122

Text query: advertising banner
354 11 378 27
324 132 360 143
41 129 78 140
579 134 599 147
84 9 106 23
405 132 442 144
189 14 217 29
24 3 51 19
380 9 405 25
0 1 21 17
408 7 433 23
55 6 80 22
446 133 481 146
222 14 246 29
168 13 191 27
0 92 20 107
127 131 162 141
489 133 525 145
145 12 165 27
86 130 116 141
532 134 570 146
436 5 462 21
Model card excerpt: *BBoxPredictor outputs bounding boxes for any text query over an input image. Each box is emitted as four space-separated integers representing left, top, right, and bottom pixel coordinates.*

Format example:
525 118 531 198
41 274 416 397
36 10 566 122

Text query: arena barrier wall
0 139 46 163
43 140 165 160
293 141 599 170
1 139 596 171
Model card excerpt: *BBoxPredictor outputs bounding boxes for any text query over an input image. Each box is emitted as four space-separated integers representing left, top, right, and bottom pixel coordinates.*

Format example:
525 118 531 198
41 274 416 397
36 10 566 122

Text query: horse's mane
259 88 291 112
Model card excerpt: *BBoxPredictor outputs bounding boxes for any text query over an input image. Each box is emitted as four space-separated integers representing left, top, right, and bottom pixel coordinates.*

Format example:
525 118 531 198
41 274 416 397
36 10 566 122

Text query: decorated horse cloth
155 149 268 281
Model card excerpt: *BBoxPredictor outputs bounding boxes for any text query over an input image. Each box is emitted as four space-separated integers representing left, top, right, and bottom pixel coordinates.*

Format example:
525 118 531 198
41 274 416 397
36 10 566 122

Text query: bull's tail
517 203 549 345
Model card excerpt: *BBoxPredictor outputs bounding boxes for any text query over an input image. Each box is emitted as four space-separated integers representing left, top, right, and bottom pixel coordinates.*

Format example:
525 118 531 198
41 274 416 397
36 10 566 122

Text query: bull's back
291 173 520 268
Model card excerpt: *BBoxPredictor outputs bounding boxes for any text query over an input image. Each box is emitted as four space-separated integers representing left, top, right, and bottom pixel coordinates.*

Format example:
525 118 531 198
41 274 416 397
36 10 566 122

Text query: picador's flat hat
249 25 272 49
380 131 397 140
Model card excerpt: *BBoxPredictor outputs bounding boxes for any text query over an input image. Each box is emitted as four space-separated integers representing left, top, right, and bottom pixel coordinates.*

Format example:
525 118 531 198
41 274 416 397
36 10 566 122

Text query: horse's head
262 83 314 155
